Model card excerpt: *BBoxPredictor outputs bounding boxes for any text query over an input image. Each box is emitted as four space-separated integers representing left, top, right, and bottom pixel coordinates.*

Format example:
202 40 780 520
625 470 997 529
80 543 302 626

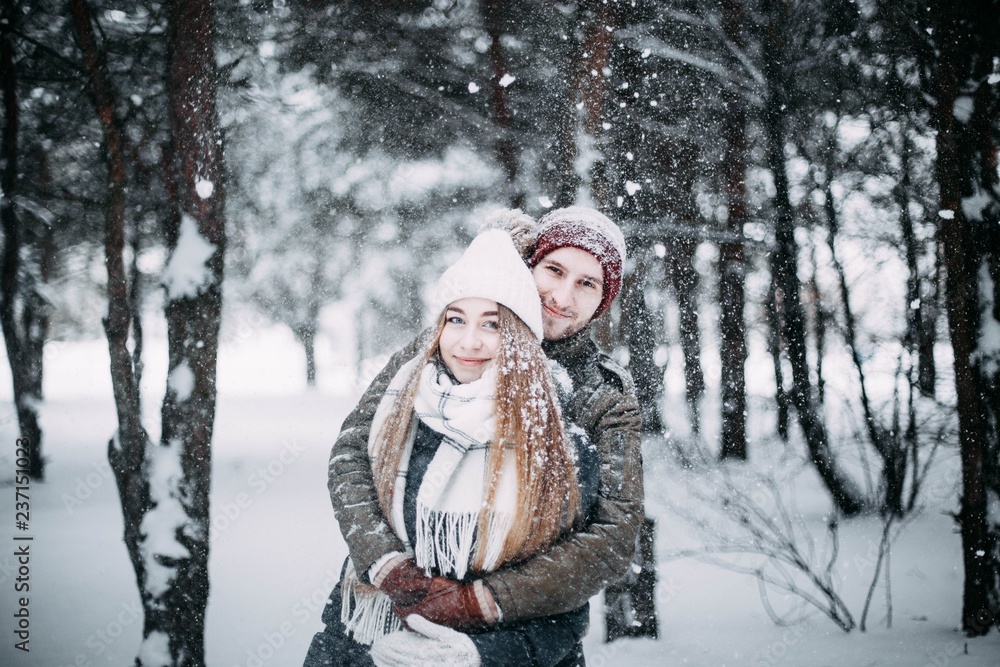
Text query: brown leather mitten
375 555 433 607
394 577 499 631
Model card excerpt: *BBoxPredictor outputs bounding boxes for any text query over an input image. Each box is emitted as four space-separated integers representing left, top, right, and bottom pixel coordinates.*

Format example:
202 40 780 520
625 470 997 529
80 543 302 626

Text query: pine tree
72 0 227 661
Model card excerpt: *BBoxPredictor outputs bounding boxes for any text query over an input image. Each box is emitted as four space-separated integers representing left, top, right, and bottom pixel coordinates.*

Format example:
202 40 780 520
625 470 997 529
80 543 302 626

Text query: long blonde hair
371 305 582 572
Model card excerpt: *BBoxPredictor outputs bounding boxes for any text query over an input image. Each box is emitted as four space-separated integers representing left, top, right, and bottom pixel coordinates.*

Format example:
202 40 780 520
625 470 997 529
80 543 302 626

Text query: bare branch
615 28 757 96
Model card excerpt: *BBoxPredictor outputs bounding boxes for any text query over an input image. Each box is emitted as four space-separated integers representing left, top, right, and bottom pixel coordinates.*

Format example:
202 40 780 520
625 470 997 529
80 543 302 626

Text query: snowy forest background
1 0 999 666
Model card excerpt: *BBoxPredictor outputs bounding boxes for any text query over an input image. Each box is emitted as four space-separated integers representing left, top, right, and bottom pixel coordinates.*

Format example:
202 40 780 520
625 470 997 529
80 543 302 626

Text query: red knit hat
529 206 626 319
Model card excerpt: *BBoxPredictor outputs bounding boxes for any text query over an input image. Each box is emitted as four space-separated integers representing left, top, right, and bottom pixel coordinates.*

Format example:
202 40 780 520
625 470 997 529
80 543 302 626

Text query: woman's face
439 297 501 383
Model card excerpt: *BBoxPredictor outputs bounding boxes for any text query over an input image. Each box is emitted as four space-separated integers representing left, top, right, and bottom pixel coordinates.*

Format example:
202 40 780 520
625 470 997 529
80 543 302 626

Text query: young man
311 207 644 666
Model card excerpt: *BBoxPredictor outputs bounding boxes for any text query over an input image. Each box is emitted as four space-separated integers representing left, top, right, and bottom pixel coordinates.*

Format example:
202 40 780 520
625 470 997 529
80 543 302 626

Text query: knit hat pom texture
476 208 538 259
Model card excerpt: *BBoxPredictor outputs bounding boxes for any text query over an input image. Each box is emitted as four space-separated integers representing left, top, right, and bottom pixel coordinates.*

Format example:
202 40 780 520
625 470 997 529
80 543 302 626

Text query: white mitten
370 614 481 667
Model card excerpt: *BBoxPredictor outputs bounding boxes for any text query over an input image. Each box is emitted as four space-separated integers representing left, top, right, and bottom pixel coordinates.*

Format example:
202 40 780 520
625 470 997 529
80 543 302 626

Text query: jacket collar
542 325 595 370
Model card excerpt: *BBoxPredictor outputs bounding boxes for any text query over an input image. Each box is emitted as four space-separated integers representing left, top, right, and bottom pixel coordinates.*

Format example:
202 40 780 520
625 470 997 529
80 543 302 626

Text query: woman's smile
454 356 490 366
439 297 501 382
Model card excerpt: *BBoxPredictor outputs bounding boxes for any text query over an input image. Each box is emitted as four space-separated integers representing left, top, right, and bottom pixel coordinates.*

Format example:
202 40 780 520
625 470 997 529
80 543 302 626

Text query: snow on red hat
529 206 626 318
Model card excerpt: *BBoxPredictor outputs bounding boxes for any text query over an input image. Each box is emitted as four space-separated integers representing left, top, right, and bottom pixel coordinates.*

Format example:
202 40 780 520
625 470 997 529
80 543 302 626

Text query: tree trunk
296 318 318 387
919 256 940 398
74 0 225 662
718 241 748 459
156 0 226 661
896 124 936 398
577 0 613 141
718 1 749 459
620 246 663 432
69 5 159 663
668 237 705 433
926 0 1000 636
596 2 659 641
769 143 865 516
1 0 47 480
303 329 316 386
807 247 828 406
767 278 790 441
546 30 581 208
656 136 704 434
762 0 865 516
604 517 658 642
482 0 523 209
545 0 614 208
298 262 324 387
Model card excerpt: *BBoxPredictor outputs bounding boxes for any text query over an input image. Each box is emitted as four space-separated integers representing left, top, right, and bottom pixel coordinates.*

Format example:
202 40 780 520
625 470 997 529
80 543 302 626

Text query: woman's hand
394 577 499 631
370 614 481 667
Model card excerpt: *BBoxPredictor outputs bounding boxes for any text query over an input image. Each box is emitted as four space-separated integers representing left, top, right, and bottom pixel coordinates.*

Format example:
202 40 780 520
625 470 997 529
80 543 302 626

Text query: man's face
532 246 604 341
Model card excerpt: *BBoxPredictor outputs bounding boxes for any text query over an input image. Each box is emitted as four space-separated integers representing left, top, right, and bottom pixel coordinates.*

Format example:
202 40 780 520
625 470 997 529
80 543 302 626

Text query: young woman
304 229 598 667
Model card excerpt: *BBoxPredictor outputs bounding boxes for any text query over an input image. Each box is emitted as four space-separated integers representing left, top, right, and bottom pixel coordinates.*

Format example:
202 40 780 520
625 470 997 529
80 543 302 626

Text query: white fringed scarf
341 357 518 645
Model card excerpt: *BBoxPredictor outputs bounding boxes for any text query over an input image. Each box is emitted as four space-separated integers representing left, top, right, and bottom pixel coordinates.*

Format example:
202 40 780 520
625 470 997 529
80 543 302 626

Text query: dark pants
304 630 584 667
553 642 586 667
303 627 375 667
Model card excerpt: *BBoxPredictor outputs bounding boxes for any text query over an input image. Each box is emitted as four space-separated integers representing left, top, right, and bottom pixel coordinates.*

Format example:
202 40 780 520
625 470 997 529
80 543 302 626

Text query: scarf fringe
340 561 401 646
416 506 515 579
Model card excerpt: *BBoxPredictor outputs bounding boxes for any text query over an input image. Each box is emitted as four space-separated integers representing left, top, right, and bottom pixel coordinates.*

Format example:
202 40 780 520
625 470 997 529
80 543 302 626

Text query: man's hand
376 556 433 607
394 577 499 631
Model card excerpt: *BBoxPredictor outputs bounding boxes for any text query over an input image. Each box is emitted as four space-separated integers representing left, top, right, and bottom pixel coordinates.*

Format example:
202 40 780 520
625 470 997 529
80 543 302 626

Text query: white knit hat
434 229 543 340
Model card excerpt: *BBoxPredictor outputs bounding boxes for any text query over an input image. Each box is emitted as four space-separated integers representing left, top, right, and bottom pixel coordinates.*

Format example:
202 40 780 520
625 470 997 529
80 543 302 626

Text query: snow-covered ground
1 325 998 666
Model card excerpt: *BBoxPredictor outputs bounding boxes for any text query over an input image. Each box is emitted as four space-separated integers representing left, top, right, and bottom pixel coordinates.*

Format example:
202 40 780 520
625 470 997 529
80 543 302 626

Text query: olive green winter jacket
327 325 645 622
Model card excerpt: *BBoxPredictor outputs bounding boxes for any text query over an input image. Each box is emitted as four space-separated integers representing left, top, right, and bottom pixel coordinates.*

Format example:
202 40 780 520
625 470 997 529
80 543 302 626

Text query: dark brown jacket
327 326 645 622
